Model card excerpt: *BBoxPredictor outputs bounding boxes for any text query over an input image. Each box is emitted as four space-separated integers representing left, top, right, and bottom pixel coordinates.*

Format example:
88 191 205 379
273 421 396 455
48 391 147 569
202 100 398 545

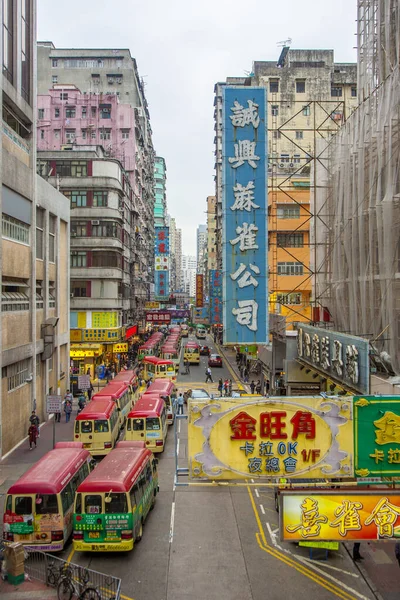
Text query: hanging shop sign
193 306 209 325
146 311 171 324
145 302 160 309
112 343 128 353
125 325 138 339
297 324 370 395
188 397 353 480
281 491 400 541
196 274 204 308
209 270 223 299
209 297 222 325
354 396 400 477
154 226 170 255
222 86 268 345
154 270 169 299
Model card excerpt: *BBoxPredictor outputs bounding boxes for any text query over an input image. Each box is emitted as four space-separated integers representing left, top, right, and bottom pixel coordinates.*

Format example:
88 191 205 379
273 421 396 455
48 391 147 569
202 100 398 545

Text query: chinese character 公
286 497 328 538
364 498 400 537
230 181 260 212
230 263 260 288
228 140 260 169
229 411 257 440
373 411 400 445
230 99 260 128
260 411 287 440
290 411 316 440
232 300 258 332
329 500 362 537
230 223 259 252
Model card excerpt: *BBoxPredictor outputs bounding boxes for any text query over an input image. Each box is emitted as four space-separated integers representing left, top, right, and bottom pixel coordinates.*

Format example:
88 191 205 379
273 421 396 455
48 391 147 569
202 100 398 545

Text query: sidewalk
0 577 57 599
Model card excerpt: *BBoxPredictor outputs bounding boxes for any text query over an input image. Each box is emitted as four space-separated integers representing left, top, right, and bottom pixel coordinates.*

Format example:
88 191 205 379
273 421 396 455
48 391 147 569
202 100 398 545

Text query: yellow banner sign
112 343 128 353
282 492 400 541
188 398 353 480
70 329 82 342
145 302 160 309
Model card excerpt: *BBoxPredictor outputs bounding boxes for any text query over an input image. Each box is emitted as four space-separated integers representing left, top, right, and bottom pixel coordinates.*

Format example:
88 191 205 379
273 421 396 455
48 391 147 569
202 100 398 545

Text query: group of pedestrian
249 380 262 394
218 378 233 397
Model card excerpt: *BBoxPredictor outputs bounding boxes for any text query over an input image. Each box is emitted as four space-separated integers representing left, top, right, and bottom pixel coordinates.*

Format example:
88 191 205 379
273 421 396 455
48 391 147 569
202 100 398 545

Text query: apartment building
166 215 177 293
175 228 183 292
196 224 207 275
181 255 197 297
214 49 358 329
1 0 69 456
154 157 167 226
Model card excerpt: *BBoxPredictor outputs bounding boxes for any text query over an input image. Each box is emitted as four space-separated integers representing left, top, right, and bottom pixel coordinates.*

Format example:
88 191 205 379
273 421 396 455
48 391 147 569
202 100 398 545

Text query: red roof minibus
126 395 167 453
92 381 132 427
145 378 177 425
74 398 120 456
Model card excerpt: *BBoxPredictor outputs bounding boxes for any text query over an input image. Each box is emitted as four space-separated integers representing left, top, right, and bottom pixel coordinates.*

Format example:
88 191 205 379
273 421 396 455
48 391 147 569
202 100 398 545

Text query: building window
49 215 56 262
36 281 43 309
273 130 281 139
49 281 56 308
331 86 343 97
52 58 58 67
48 355 53 371
277 205 300 219
40 129 44 139
99 129 111 140
6 359 31 391
81 129 87 139
65 107 76 118
121 129 130 139
276 293 302 305
302 105 310 116
54 129 60 138
91 106 96 117
351 86 357 97
55 108 60 118
3 0 14 83
93 191 108 207
55 161 87 177
269 79 279 93
59 92 68 100
277 232 304 247
271 105 279 117
71 221 87 236
280 154 290 163
100 106 111 119
64 190 87 208
92 251 122 269
277 262 304 275
71 252 87 267
2 214 30 245
91 130 96 139
65 129 76 142
82 107 87 118
52 75 58 84
21 0 31 103
293 154 301 163
36 208 44 259
71 281 89 298
38 108 44 119
296 80 306 93
91 221 121 239
296 131 303 139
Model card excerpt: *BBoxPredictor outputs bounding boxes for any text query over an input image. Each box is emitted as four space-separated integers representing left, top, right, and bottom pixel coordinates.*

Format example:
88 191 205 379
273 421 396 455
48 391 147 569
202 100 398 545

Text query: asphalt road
56 335 376 600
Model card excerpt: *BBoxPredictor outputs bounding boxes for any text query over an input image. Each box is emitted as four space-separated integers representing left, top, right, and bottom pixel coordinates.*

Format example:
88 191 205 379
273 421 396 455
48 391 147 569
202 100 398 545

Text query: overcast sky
37 0 357 256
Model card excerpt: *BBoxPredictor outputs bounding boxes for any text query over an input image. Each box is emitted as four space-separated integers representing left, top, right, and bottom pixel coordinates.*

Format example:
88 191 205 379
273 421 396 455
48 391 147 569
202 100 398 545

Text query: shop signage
70 329 82 342
70 349 95 358
82 328 121 342
209 297 222 325
154 226 169 255
125 325 138 339
113 343 128 353
146 311 171 324
92 312 118 328
77 375 90 390
281 491 400 541
209 270 222 298
297 324 370 395
169 310 190 319
46 395 62 413
196 274 204 308
188 397 353 480
154 270 169 299
145 302 160 309
222 86 268 345
354 396 400 477
155 256 169 270
193 306 209 325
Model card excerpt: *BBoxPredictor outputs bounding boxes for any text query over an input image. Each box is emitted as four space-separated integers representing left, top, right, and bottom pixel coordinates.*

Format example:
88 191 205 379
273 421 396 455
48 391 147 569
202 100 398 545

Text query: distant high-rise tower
196 224 207 275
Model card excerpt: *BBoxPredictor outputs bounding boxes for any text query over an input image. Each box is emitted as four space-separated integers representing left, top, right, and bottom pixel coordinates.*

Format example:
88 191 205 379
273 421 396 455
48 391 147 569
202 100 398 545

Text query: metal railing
26 550 121 600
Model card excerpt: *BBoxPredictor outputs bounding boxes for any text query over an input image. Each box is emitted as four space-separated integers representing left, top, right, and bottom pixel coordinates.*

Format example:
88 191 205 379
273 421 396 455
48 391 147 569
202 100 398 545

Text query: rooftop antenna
276 38 292 68
277 38 292 47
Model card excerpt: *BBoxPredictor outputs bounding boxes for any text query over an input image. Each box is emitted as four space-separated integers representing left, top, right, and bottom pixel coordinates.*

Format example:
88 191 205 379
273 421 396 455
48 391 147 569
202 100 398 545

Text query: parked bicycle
57 564 100 600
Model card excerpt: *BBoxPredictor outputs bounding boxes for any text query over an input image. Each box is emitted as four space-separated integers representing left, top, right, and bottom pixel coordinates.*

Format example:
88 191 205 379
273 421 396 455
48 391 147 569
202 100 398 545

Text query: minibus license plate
89 532 100 539
83 443 91 449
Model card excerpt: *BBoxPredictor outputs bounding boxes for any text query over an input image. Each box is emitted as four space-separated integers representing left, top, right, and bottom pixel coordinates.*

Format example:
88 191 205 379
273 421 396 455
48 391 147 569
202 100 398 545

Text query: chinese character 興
228 140 260 169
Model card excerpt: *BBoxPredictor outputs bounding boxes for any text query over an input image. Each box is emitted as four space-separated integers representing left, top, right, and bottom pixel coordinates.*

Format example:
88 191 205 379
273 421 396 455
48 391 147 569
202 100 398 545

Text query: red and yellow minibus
3 442 91 551
183 341 200 364
142 356 177 383
145 378 177 425
74 398 120 456
113 369 139 404
160 344 180 373
73 441 158 552
92 381 132 428
180 324 189 337
126 395 168 453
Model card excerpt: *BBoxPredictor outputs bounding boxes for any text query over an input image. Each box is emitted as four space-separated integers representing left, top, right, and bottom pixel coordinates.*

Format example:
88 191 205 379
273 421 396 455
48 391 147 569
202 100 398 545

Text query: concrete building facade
196 224 206 275
154 157 166 226
181 255 196 297
1 0 70 456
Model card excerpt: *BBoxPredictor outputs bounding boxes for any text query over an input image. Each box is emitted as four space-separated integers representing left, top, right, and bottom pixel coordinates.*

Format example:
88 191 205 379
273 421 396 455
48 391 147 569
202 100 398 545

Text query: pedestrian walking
78 392 86 413
250 380 256 394
228 379 233 396
185 359 190 375
395 542 400 567
87 383 94 401
205 367 213 383
244 368 249 383
264 380 270 395
54 404 61 423
177 393 184 415
224 379 229 396
218 378 223 397
256 380 262 394
146 379 152 389
28 423 38 450
29 411 40 437
64 399 72 423
353 542 364 561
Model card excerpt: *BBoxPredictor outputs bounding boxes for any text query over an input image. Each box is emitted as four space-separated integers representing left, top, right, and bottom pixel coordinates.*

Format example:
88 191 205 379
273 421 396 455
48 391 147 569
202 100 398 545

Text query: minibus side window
133 418 144 431
94 419 109 433
127 418 131 431
15 496 32 515
35 494 58 514
133 481 142 503
5 495 12 512
61 481 74 514
75 493 82 514
152 459 158 474
129 486 137 508
146 417 160 431
85 495 102 514
146 463 152 482
105 493 128 514
75 421 79 434
81 421 92 433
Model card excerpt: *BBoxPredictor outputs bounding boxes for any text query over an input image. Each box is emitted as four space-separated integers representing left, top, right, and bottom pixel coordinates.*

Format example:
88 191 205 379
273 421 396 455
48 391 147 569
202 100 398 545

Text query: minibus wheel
136 522 143 542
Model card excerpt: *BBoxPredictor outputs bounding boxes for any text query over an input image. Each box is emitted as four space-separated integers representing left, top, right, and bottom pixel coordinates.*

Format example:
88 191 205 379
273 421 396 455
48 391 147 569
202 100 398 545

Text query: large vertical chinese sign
209 269 222 325
154 226 170 299
354 396 400 477
281 491 400 541
188 397 353 480
196 274 204 308
222 87 268 345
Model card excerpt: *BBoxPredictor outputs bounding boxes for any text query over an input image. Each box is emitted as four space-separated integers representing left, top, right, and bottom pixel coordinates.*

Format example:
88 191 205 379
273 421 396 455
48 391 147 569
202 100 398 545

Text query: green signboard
354 396 400 477
299 541 339 551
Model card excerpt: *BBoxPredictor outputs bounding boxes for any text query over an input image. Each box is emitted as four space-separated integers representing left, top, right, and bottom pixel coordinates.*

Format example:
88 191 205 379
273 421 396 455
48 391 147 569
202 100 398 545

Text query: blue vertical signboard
209 269 222 324
222 87 268 345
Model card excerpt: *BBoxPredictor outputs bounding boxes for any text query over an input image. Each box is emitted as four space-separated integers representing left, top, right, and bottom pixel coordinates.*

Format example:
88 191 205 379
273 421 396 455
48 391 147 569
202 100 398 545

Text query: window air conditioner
91 220 100 225
289 163 294 168
279 163 286 168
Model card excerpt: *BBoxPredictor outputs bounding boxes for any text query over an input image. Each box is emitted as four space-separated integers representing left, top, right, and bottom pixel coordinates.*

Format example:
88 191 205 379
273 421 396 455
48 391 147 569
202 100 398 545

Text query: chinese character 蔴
304 333 311 358
286 498 328 538
332 340 343 376
260 411 287 440
230 223 259 252
265 457 280 472
157 230 166 240
297 328 303 358
321 336 330 370
364 498 400 537
240 441 254 456
311 333 320 364
369 448 385 463
283 457 298 473
329 500 363 536
388 449 400 463
345 345 359 383
259 441 274 456
230 263 260 288
290 411 316 440
248 457 262 473
230 99 260 128
232 300 258 331
373 411 400 445
229 411 257 440
230 181 260 212
228 140 260 169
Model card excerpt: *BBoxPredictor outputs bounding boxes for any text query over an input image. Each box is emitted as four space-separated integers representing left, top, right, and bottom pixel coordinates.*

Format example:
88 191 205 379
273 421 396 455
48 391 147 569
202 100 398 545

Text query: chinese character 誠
228 140 260 169
364 498 400 537
230 263 260 288
230 412 257 440
230 99 260 129
232 300 258 332
330 500 362 537
286 498 328 538
373 411 400 445
231 181 260 212
230 223 259 252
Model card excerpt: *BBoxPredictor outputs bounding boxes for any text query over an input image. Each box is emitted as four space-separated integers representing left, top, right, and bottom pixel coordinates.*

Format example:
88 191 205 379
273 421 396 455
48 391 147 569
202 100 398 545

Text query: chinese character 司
230 99 260 129
228 140 260 169
286 497 328 538
330 500 362 537
232 300 258 332
230 411 257 440
364 498 400 537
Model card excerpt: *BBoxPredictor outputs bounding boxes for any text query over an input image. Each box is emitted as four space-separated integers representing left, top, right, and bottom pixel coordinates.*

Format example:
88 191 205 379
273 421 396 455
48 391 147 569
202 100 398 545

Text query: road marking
254 488 259 498
66 548 75 564
294 556 368 598
260 504 265 514
177 438 180 457
271 527 279 535
178 420 181 433
300 557 359 578
169 501 176 544
266 522 278 547
120 594 135 600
